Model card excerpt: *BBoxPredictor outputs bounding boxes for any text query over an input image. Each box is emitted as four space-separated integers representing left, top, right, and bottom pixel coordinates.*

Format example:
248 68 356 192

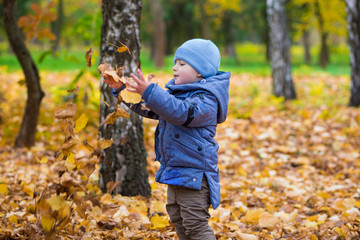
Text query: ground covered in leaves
1 71 360 239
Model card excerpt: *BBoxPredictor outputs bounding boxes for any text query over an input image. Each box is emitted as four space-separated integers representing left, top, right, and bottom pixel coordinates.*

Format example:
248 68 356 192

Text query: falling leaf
55 102 77 119
98 63 126 83
97 138 114 150
103 112 118 125
117 104 130 118
85 48 93 67
100 97 110 107
74 113 88 133
109 41 131 55
67 86 79 95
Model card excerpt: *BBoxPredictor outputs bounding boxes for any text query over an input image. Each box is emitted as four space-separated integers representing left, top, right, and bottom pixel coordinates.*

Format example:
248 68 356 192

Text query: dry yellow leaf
150 214 169 230
104 111 118 125
310 234 318 240
41 216 54 232
74 113 88 133
97 138 114 150
236 232 258 240
23 183 35 197
55 102 77 119
47 194 67 211
8 215 18 224
36 156 48 164
258 212 279 229
120 88 142 104
0 184 8 195
117 104 130 118
244 208 264 224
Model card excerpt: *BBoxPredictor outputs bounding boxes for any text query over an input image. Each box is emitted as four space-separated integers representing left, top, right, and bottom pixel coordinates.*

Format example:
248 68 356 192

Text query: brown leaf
54 102 77 119
85 48 93 67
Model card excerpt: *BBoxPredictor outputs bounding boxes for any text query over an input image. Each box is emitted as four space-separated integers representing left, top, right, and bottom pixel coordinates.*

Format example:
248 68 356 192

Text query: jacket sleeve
142 83 218 127
112 86 159 120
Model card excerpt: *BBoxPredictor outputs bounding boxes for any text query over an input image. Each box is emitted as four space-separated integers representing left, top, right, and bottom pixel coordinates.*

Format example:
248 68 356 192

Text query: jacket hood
165 71 230 123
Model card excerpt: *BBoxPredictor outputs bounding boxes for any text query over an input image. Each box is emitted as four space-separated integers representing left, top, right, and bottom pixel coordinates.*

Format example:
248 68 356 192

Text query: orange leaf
30 3 42 15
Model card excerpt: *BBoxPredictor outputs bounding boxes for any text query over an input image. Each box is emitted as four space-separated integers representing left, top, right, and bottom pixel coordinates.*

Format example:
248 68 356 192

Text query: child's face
173 60 202 85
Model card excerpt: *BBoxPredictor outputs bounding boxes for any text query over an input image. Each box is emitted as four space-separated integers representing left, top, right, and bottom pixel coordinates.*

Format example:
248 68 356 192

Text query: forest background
0 0 360 239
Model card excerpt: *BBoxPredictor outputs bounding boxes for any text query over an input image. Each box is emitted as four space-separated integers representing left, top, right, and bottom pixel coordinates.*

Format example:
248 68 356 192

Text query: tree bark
223 12 239 64
200 0 211 39
345 0 360 107
303 29 312 64
149 0 166 68
3 0 44 148
51 0 64 53
267 0 296 100
99 0 151 197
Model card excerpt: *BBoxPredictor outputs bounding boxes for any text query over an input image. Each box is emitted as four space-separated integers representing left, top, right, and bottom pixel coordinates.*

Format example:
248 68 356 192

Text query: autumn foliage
17 2 57 42
1 66 360 239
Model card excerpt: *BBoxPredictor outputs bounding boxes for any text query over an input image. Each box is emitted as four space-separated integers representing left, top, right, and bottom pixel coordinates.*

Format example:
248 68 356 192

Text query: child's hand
102 73 124 89
128 69 153 95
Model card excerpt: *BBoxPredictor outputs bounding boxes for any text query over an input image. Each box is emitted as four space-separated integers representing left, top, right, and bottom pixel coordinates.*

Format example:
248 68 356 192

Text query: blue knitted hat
174 38 220 78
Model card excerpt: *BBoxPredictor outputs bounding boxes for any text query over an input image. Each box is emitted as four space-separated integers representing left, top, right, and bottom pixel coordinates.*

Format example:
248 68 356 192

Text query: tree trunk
223 12 239 64
51 0 64 53
345 0 360 107
99 0 151 197
149 0 166 68
200 0 211 39
3 0 44 148
267 0 296 100
303 29 312 64
315 0 329 68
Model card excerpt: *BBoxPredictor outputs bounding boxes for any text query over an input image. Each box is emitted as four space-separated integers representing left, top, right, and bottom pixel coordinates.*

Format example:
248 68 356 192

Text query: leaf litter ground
0 71 360 239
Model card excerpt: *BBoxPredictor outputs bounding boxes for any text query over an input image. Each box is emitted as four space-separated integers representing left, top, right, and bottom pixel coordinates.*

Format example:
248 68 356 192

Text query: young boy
103 38 230 239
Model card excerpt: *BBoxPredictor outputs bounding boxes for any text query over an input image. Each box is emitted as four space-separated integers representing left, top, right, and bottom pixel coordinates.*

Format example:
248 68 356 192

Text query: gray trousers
166 177 216 240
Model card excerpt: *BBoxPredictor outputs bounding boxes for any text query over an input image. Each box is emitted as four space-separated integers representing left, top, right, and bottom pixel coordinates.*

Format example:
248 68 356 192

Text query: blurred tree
290 0 346 68
99 0 151 197
2 0 45 148
51 0 64 53
345 0 360 107
204 0 242 63
149 0 166 68
287 1 312 64
267 0 296 100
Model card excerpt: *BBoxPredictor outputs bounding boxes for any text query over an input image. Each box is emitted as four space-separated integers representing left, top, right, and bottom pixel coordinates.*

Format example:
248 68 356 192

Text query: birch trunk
267 0 296 100
99 0 151 197
345 0 360 107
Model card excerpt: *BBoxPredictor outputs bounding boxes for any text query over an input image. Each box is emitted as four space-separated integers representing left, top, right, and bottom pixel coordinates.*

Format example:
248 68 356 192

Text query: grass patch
0 42 350 76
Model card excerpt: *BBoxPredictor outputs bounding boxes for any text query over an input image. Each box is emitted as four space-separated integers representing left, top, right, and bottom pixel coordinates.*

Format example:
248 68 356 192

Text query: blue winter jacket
113 71 230 209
